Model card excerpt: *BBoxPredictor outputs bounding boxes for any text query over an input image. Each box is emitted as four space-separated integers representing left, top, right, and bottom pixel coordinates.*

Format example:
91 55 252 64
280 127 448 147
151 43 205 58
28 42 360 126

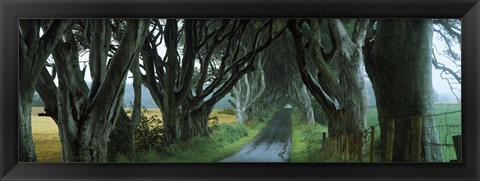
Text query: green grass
289 108 329 162
366 103 461 127
430 103 461 161
118 108 276 162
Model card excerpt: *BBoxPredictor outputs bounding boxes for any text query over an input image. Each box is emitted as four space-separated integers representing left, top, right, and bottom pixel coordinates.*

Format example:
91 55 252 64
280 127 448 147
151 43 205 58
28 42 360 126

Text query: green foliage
137 123 251 163
130 123 257 162
134 108 164 152
273 19 287 33
116 108 276 162
254 109 273 123
209 123 248 145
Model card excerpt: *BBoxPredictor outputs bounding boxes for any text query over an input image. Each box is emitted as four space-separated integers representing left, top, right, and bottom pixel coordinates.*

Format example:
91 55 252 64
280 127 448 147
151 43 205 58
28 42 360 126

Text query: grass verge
289 108 328 162
118 108 276 162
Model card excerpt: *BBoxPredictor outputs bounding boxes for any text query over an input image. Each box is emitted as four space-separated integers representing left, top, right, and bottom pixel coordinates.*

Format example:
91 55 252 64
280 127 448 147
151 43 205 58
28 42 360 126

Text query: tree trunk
142 20 285 144
160 19 197 145
289 77 315 123
180 105 212 140
19 19 73 162
288 19 369 161
108 53 143 161
235 97 246 123
18 93 37 162
52 19 149 162
232 51 268 124
365 19 442 162
299 85 315 123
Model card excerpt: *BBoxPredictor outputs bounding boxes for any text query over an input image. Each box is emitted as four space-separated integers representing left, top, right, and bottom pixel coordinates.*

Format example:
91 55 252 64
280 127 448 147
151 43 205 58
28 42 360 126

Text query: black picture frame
1 0 479 180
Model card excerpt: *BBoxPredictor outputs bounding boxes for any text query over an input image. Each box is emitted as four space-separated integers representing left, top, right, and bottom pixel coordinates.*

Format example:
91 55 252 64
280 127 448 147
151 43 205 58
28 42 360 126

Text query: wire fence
365 110 462 162
360 109 461 162
425 124 461 162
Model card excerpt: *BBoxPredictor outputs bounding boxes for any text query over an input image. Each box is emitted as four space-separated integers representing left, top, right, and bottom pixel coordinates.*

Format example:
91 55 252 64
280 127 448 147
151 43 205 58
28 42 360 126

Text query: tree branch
431 51 461 83
288 19 338 114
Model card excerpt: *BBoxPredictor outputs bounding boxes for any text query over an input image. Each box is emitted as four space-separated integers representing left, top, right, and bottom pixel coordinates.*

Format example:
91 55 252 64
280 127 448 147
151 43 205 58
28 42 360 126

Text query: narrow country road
220 108 292 162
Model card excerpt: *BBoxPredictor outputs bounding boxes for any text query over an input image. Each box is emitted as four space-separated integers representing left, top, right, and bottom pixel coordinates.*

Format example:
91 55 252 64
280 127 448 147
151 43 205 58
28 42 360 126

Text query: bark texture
288 19 369 160
365 20 443 162
19 19 73 162
39 19 149 162
108 53 143 161
141 19 287 144
327 20 369 158
231 51 268 123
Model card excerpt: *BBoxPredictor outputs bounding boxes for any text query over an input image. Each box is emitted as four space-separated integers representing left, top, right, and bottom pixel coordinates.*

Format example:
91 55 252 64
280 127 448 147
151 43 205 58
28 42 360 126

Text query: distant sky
431 29 461 101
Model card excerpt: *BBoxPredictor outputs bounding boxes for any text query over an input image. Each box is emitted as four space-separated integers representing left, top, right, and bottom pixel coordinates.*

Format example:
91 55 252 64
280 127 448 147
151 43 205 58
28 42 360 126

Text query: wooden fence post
386 119 395 162
370 126 375 162
322 132 326 148
334 136 338 158
452 135 461 162
411 116 423 162
345 135 349 161
357 133 363 162
328 135 332 154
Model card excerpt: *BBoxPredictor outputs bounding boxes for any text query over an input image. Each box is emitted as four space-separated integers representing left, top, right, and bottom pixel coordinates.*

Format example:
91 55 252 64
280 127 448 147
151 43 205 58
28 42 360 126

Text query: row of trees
19 18 460 162
20 19 287 161
287 19 459 162
225 19 459 162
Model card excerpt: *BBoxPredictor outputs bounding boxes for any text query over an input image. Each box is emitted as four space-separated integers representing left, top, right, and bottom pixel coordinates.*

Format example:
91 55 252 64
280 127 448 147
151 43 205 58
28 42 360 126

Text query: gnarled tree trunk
231 51 268 124
287 74 315 123
328 19 369 161
51 19 149 162
179 104 213 140
288 19 369 161
108 53 143 161
365 19 442 162
19 19 73 162
295 85 315 123
141 19 287 144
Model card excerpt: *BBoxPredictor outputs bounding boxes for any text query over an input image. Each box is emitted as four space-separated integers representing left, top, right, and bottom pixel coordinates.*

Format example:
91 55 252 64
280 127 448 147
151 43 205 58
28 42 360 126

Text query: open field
366 103 461 128
31 107 62 162
366 103 461 162
31 107 237 162
290 103 461 162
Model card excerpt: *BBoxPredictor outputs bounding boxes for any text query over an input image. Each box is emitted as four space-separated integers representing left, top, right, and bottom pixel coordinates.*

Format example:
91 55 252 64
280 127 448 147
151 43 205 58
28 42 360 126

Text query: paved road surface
220 108 292 162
